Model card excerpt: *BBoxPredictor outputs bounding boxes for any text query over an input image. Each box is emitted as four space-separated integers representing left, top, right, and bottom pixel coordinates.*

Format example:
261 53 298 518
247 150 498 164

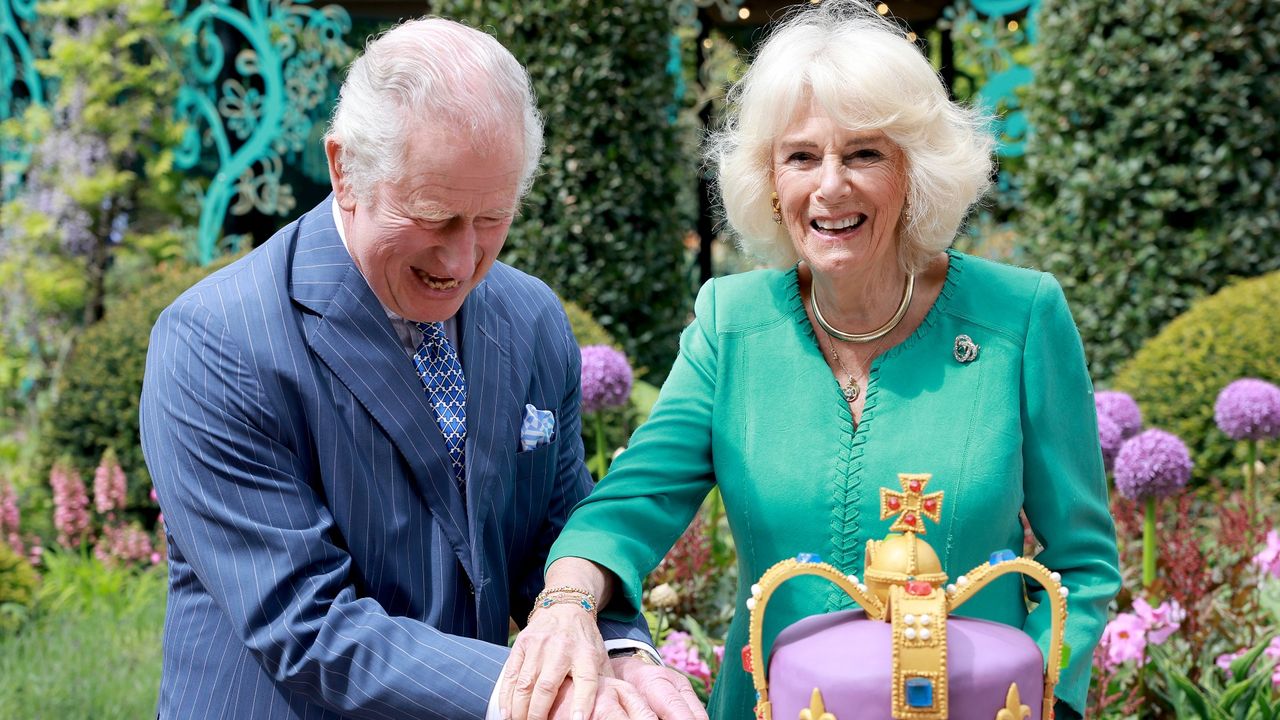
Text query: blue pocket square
520 404 556 451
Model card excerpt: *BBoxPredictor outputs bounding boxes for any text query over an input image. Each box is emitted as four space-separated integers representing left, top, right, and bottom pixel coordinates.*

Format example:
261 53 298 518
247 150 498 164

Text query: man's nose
438 224 477 278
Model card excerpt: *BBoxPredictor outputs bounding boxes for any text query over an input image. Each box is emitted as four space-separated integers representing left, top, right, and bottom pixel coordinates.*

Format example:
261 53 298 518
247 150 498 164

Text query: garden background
1 0 1278 717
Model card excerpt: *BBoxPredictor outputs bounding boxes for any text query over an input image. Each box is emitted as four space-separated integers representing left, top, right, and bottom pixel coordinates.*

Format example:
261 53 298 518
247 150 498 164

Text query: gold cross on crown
879 473 943 535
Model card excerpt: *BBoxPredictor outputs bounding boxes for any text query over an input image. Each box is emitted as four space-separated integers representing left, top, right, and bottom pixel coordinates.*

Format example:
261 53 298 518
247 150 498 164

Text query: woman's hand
504 558 621 720
503 601 612 720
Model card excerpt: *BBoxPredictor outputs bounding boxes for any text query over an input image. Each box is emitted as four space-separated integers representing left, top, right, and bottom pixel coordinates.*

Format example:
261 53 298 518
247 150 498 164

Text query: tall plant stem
1142 497 1157 588
1245 440 1258 525
594 412 608 480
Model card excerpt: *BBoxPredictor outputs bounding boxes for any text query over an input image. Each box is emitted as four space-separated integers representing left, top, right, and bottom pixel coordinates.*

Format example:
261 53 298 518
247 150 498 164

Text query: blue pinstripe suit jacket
140 197 648 719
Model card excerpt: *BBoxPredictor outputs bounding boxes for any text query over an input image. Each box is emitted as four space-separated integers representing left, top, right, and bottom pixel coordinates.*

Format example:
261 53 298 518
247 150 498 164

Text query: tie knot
416 321 447 345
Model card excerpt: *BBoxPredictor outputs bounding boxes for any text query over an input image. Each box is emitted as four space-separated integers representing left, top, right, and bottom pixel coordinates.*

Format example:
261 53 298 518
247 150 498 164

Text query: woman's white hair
325 17 544 203
707 0 995 273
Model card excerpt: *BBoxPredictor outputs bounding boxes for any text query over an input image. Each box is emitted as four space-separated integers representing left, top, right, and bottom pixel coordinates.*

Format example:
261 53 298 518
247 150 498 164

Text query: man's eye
787 152 817 163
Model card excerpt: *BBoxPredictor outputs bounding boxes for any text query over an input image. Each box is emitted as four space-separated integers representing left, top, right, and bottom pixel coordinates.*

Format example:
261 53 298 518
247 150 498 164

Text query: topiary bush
1111 271 1280 486
1020 0 1280 380
435 0 694 380
0 541 38 634
37 257 237 501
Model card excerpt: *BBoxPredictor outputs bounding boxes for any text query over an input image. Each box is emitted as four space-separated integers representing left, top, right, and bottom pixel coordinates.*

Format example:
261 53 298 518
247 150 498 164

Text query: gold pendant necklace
827 334 884 403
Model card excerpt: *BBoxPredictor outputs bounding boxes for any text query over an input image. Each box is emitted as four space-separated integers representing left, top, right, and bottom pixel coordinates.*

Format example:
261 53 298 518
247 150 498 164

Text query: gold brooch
953 335 979 363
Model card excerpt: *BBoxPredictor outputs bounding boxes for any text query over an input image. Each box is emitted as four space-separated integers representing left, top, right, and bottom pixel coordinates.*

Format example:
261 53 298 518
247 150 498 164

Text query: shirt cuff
486 639 664 718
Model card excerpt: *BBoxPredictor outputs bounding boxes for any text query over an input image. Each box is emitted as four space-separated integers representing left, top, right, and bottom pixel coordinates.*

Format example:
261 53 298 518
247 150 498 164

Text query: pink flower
1253 530 1280 579
713 645 725 664
1099 613 1148 670
1133 597 1184 644
1216 649 1245 672
659 631 711 684
50 462 92 548
1217 638 1280 689
0 481 23 555
94 522 154 566
92 449 128 514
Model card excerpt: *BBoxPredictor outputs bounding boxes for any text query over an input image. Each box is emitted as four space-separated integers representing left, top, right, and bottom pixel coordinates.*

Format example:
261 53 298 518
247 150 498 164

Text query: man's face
330 121 524 323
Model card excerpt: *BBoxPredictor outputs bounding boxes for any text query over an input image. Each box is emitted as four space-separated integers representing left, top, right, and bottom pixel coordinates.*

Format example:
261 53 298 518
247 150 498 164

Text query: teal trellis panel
0 0 45 198
172 0 355 264
968 0 1040 158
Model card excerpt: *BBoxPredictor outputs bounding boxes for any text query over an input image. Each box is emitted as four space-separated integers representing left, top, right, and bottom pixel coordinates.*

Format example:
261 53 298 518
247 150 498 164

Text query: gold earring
771 192 782 225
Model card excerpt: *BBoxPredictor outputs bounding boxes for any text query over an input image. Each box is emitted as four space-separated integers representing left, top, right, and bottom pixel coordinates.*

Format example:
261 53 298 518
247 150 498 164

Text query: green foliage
0 553 165 718
561 298 616 348
38 258 236 496
1020 0 1280 379
435 0 694 379
1148 637 1280 719
0 542 38 634
1112 271 1280 485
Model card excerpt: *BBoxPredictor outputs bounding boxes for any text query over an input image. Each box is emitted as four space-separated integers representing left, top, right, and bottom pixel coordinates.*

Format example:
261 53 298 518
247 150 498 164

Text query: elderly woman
504 2 1120 719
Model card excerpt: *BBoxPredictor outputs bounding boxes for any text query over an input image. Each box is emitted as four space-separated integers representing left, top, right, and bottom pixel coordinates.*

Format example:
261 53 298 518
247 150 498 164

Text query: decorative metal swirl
172 0 353 263
0 0 45 197
949 0 1042 158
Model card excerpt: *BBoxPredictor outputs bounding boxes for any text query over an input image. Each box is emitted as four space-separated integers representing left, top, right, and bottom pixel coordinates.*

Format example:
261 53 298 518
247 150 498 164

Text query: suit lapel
456 281 517 550
290 198 474 581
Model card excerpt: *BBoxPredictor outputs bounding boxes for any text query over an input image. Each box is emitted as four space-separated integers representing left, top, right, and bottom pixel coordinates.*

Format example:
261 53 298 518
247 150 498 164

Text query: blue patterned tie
414 322 467 489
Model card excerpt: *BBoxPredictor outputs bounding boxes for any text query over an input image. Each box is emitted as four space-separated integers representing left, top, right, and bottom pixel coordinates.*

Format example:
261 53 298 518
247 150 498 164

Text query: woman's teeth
812 216 866 231
414 268 460 290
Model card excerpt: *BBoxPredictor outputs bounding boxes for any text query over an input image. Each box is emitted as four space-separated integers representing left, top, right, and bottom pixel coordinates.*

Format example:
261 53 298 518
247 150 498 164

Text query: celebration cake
743 473 1068 720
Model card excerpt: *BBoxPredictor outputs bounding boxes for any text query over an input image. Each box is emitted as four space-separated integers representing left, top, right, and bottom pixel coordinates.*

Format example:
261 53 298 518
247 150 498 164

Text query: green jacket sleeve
1019 273 1122 715
547 279 720 621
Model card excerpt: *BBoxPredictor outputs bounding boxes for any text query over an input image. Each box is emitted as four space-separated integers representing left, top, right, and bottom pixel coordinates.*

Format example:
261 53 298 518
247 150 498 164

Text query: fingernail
572 713 584 720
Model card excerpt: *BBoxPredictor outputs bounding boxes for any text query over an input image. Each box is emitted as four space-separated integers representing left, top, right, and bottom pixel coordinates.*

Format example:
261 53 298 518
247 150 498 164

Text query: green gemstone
1060 641 1072 668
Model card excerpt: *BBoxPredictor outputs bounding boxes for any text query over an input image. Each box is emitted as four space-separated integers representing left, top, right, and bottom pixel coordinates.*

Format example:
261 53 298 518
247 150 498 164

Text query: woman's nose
816 156 851 202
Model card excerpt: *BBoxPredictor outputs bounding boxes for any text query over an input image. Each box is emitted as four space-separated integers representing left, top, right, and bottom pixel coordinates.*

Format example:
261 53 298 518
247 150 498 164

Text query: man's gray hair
326 17 544 203
707 0 994 273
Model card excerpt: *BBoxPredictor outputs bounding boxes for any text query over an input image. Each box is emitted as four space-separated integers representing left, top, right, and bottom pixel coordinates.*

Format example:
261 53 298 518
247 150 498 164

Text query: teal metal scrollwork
0 0 44 196
948 0 1041 158
173 0 354 263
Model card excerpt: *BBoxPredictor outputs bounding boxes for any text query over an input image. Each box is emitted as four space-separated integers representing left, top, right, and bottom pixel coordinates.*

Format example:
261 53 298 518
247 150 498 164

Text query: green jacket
549 251 1120 718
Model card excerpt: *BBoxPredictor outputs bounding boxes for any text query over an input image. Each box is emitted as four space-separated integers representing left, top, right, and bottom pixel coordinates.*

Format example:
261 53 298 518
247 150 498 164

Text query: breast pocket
514 437 559 483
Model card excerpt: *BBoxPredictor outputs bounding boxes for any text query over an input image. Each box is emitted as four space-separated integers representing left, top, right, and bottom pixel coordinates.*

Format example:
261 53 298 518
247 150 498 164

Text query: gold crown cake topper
744 473 1070 720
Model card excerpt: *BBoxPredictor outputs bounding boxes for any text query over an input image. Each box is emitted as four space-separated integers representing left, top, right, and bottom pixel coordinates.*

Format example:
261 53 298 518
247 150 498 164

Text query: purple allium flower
1113 429 1193 501
1214 378 1280 441
1253 529 1280 579
1099 612 1148 670
580 345 633 414
1096 391 1143 439
1098 415 1123 472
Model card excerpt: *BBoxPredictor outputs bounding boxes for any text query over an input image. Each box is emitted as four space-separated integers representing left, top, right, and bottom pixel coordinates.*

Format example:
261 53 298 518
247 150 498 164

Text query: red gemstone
741 646 754 672
909 480 922 492
888 496 901 510
905 581 933 596
903 513 916 526
924 498 937 512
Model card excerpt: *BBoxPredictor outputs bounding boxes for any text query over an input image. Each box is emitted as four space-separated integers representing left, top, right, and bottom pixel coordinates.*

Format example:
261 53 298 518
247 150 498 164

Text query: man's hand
543 676 659 720
609 656 708 720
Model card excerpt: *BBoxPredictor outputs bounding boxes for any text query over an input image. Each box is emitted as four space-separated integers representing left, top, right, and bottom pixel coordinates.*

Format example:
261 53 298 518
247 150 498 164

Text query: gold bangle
534 586 599 607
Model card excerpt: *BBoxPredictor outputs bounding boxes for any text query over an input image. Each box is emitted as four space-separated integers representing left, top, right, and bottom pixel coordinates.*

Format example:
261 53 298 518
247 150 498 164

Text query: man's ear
324 137 357 212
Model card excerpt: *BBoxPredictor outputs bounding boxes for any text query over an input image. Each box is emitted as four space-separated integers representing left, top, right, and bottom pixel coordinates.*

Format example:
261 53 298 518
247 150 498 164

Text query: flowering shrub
50 461 91 550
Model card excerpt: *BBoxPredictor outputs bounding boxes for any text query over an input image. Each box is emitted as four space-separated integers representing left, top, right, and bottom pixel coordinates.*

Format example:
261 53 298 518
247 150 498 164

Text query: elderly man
140 18 704 720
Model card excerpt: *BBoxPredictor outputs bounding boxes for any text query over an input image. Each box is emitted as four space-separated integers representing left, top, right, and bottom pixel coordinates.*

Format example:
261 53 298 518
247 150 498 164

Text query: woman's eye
787 152 817 163
848 149 883 162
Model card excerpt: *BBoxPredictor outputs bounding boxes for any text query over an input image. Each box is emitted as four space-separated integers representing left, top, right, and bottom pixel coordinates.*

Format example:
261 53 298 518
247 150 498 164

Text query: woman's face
771 105 908 279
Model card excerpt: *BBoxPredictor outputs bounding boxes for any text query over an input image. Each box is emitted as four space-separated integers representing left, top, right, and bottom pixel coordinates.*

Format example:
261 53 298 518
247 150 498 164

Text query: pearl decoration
1050 572 1061 582
919 614 931 625
751 584 762 598
1058 586 1070 598
746 597 757 610
904 628 917 640
904 613 915 625
920 628 931 640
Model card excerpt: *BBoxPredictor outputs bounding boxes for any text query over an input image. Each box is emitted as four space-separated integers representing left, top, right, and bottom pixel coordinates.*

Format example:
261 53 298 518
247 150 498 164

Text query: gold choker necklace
811 273 915 343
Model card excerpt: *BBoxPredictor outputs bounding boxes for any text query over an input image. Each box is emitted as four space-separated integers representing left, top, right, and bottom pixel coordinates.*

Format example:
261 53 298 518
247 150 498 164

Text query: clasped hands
500 602 707 720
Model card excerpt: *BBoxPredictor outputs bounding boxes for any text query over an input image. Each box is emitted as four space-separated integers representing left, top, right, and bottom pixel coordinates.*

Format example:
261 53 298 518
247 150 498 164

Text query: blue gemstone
905 677 934 708
795 553 823 564
989 549 1018 565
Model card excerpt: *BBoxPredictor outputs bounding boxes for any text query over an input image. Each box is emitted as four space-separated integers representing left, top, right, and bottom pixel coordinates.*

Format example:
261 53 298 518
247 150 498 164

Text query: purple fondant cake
768 609 1045 720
